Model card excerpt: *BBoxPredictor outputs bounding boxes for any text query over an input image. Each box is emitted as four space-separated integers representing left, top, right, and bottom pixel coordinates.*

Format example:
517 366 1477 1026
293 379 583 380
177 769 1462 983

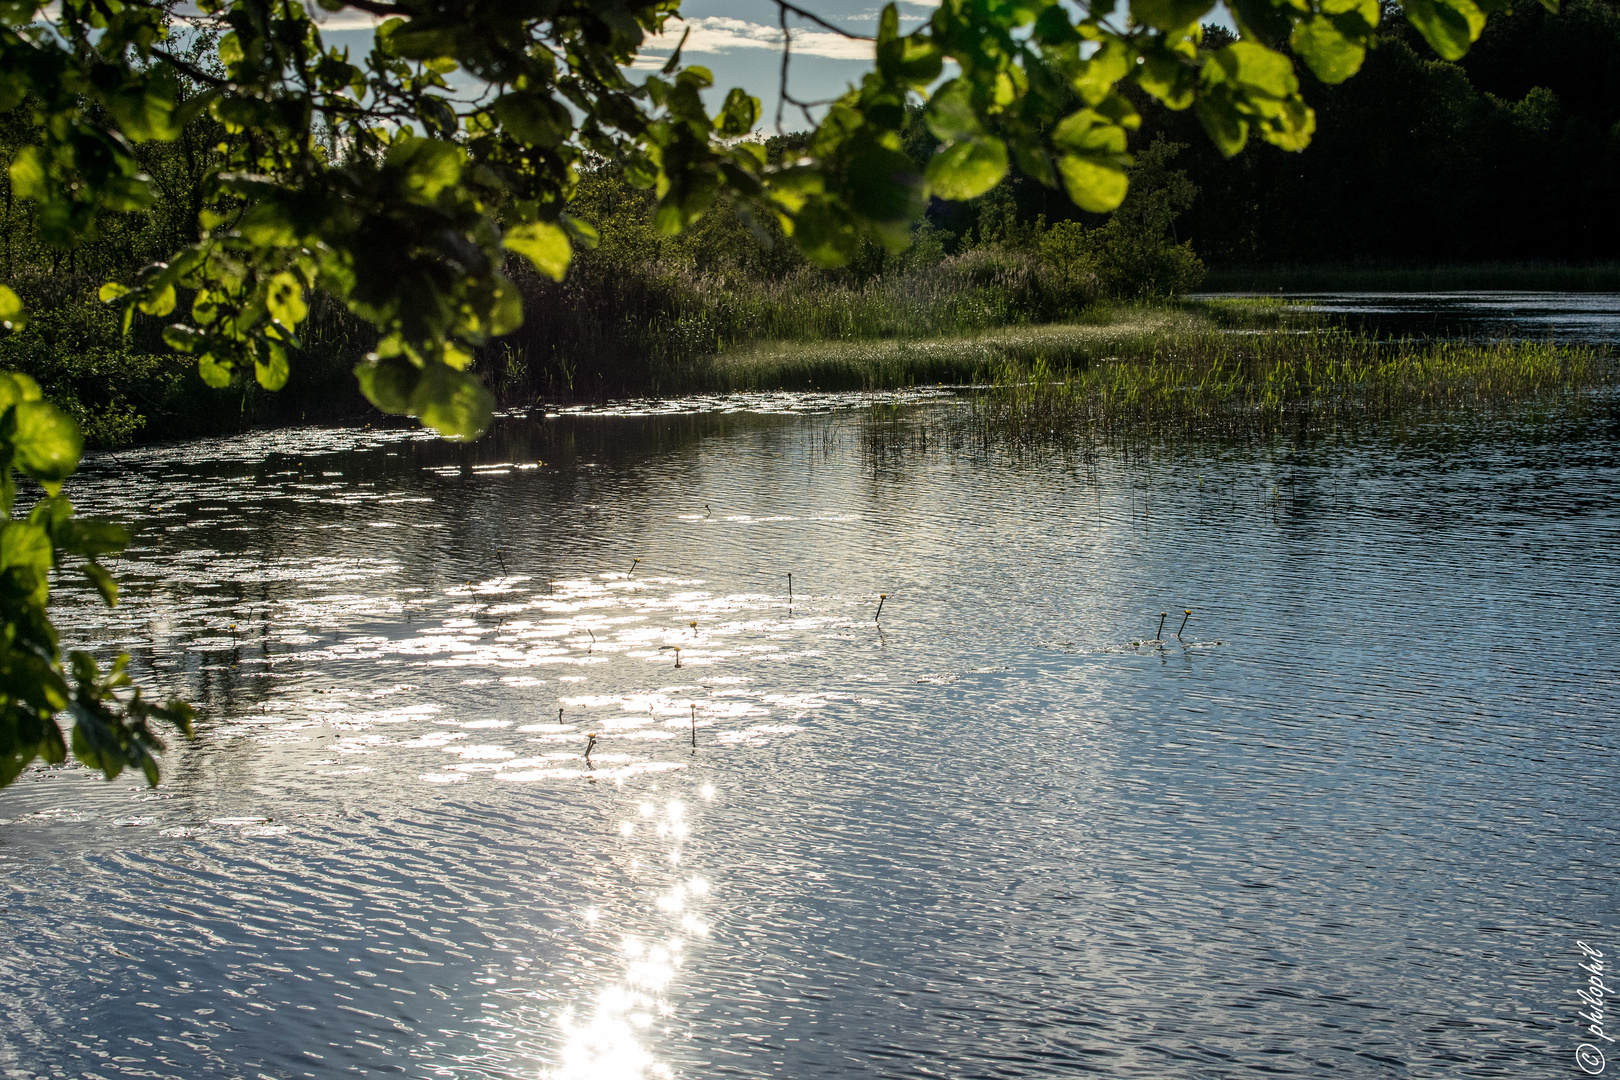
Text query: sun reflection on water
546 790 713 1080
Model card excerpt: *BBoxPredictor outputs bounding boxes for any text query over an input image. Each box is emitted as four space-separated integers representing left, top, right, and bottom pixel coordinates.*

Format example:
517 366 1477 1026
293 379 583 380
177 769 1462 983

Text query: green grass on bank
689 300 1312 392
1202 262 1620 294
962 331 1614 447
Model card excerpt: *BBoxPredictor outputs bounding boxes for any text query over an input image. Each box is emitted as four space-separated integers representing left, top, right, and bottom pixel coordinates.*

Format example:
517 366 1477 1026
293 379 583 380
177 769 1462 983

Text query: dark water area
2 399 1617 1080
1202 291 1620 346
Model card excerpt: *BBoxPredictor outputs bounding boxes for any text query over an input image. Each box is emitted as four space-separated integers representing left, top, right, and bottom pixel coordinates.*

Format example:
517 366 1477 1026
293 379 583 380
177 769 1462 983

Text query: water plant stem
1178 609 1192 639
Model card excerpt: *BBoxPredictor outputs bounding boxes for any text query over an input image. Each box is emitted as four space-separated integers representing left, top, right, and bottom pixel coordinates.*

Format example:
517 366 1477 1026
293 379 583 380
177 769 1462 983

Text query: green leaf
716 88 760 138
0 285 24 332
493 92 569 147
7 146 45 201
0 371 43 414
267 271 308 327
487 275 524 338
56 518 130 558
386 137 464 198
504 221 573 281
412 365 495 441
138 284 176 317
9 400 83 488
1402 0 1485 60
1058 153 1130 213
1217 41 1298 98
1033 5 1080 44
354 355 420 415
255 342 290 391
876 4 942 85
1129 0 1214 31
0 521 53 577
98 282 131 304
790 197 860 269
1291 16 1366 84
1195 95 1249 157
162 324 203 353
926 136 1009 201
1138 52 1198 110
846 148 926 225
84 562 118 606
1072 40 1132 106
560 215 600 250
198 354 233 388
236 202 301 247
925 80 983 141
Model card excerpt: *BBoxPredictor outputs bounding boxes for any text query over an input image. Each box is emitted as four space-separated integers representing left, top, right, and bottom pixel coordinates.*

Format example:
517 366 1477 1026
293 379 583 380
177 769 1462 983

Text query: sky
309 0 1233 135
314 0 958 134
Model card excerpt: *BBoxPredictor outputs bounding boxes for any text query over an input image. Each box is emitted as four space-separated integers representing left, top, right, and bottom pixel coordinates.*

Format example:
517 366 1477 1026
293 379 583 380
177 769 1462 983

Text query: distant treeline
1155 0 1620 267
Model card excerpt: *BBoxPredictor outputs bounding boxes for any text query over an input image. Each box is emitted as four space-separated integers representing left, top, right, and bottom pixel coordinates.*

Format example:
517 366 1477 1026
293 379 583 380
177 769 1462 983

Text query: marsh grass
965 331 1614 447
689 301 1310 392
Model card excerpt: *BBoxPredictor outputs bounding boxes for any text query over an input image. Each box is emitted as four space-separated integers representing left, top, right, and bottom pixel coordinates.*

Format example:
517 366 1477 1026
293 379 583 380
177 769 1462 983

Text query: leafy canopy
0 0 1521 788
1 0 1533 441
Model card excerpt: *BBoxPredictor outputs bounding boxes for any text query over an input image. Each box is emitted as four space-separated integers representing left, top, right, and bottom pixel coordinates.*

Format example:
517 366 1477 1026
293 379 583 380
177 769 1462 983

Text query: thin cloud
642 16 874 62
306 9 390 31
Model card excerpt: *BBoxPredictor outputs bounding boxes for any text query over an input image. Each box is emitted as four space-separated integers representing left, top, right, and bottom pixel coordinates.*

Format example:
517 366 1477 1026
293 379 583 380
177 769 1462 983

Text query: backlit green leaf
493 92 569 147
716 88 759 138
487 275 524 337
412 365 495 441
198 354 233 388
1291 16 1365 83
267 272 308 327
1129 0 1213 31
0 371 43 414
0 521 53 577
1195 95 1249 157
255 342 290 391
790 197 860 269
84 563 118 606
0 285 25 332
354 354 420 414
138 284 176 317
10 400 83 488
387 137 464 198
926 136 1009 201
926 81 982 141
1402 0 1485 60
1058 153 1130 213
504 221 573 281
7 147 45 201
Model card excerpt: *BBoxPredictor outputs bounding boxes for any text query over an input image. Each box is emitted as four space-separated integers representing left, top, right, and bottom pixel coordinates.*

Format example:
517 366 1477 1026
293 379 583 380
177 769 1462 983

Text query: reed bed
963 331 1615 447
692 301 1311 392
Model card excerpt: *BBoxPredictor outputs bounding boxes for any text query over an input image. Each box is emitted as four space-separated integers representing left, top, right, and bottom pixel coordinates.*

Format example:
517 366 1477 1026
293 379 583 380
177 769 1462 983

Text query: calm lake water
1204 291 1620 345
2 396 1617 1080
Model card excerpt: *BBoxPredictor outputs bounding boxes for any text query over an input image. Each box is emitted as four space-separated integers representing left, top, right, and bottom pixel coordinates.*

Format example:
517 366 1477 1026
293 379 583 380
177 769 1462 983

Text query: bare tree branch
769 0 873 41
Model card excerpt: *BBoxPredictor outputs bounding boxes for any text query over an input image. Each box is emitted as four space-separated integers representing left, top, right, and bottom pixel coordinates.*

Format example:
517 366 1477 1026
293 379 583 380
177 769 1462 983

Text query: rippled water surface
3 402 1617 1079
1206 291 1620 345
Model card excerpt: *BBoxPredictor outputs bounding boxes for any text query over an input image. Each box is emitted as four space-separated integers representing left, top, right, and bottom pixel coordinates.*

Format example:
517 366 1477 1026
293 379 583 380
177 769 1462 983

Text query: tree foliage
0 0 1521 787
